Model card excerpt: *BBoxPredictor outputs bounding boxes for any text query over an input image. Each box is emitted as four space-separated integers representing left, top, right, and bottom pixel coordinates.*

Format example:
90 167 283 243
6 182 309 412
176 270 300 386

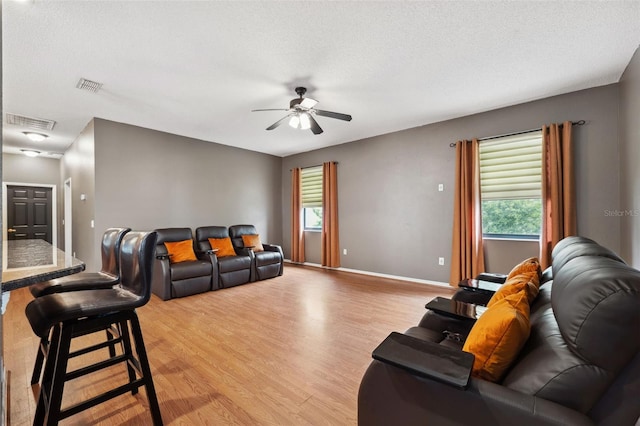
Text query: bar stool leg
118 319 139 395
129 313 163 425
34 324 59 425
44 324 73 425
31 335 48 385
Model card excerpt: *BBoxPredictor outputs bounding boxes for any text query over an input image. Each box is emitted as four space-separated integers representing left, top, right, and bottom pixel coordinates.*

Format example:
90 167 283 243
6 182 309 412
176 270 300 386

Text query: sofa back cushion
551 235 625 272
502 240 639 416
154 227 194 258
552 256 639 371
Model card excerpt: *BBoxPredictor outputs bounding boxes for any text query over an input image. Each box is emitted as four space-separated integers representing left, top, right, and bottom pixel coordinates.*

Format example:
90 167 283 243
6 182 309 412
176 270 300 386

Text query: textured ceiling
3 1 640 158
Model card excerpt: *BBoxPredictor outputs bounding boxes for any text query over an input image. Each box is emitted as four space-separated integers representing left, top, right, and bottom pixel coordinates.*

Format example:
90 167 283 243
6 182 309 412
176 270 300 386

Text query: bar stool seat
29 227 130 298
25 231 163 426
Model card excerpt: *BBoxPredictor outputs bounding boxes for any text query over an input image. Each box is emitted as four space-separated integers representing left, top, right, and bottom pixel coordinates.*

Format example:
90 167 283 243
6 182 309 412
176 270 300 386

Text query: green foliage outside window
304 207 323 229
481 199 542 236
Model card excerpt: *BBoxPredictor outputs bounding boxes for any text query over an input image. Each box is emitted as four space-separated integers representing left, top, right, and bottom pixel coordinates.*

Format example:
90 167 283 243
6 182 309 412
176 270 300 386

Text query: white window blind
301 166 323 208
479 131 543 200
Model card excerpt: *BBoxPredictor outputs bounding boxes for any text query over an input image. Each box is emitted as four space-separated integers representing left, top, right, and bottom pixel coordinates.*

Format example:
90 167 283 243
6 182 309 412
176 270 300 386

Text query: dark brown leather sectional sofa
151 225 283 300
358 236 640 425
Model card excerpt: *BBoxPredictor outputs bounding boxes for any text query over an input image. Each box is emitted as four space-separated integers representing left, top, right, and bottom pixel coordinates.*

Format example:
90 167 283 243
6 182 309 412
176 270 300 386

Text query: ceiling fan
252 87 352 135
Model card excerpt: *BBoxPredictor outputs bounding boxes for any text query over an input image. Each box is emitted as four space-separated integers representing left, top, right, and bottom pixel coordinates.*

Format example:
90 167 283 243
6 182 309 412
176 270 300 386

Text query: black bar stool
25 231 163 425
29 227 131 297
29 227 131 385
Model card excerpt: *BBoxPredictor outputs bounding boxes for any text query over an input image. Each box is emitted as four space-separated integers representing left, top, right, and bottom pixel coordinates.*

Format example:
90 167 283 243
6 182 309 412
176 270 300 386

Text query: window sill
483 236 539 242
304 229 322 233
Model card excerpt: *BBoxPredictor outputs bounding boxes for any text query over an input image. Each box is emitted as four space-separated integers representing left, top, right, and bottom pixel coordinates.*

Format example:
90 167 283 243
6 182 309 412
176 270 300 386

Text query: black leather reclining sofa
358 236 640 425
151 225 284 300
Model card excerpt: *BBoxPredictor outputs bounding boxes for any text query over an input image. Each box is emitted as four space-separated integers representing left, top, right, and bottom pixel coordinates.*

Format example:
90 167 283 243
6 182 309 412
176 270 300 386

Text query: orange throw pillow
488 257 542 307
164 240 197 263
463 291 531 382
208 237 237 258
488 272 540 307
506 257 541 281
241 234 264 252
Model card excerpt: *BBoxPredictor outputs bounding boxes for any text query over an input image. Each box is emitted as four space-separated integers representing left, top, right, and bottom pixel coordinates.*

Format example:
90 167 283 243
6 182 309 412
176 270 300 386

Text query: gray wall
61 120 97 268
619 46 640 268
89 118 283 267
282 84 621 283
2 153 60 185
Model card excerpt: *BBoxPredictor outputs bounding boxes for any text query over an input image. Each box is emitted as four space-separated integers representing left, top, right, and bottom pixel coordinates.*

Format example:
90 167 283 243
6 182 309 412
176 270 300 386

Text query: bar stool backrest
118 231 158 304
100 227 132 276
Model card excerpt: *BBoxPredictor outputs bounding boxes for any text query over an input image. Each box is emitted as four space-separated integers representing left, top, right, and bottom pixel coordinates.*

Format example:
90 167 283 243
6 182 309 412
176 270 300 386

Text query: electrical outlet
438 183 444 192
438 257 445 266
343 249 348 255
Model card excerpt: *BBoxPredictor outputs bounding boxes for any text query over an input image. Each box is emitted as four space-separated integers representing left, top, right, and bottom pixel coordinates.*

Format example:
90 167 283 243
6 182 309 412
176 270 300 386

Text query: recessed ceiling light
23 131 48 142
21 149 41 157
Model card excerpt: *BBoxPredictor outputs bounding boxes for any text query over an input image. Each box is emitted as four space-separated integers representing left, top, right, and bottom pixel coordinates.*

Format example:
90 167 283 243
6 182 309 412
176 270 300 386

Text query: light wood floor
4 264 453 425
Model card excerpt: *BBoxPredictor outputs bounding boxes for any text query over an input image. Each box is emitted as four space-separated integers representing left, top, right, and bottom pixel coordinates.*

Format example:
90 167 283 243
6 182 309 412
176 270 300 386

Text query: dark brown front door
7 185 53 243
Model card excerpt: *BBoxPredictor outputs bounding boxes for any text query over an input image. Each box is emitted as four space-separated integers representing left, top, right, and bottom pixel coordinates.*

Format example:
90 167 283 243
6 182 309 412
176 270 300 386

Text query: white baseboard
284 259 451 288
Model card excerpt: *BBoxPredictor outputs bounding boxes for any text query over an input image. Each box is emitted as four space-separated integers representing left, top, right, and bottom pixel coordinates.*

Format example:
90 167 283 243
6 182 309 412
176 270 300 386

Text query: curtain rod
448 120 586 147
290 162 338 171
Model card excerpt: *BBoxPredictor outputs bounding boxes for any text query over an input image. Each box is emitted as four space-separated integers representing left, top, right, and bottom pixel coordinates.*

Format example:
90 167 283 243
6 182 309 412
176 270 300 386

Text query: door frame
64 178 72 256
2 182 58 248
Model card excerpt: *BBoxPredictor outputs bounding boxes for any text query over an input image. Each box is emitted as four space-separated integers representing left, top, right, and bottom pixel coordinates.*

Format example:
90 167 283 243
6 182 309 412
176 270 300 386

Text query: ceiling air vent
6 113 56 130
76 78 103 93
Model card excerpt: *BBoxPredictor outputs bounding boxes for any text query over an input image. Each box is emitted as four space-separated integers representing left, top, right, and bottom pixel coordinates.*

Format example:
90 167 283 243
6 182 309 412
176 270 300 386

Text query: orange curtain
290 168 305 263
321 162 340 267
540 122 576 268
450 139 485 286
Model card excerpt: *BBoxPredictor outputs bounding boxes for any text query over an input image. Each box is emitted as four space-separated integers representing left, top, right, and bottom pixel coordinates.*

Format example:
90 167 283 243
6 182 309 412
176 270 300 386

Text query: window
301 166 323 230
479 131 543 239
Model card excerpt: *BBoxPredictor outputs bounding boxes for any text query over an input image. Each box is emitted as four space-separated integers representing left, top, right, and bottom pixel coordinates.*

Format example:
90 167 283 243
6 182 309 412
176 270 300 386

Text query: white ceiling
3 1 640 158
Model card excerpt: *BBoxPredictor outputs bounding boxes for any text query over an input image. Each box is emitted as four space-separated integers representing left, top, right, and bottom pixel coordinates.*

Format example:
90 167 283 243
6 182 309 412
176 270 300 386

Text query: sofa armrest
372 332 474 389
475 272 507 284
234 247 254 257
424 297 484 321
358 360 594 426
151 256 172 300
195 249 220 290
262 243 284 276
263 243 283 255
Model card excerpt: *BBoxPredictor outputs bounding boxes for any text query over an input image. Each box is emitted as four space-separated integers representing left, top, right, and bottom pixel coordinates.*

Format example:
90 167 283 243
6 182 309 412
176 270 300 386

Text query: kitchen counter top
2 239 85 291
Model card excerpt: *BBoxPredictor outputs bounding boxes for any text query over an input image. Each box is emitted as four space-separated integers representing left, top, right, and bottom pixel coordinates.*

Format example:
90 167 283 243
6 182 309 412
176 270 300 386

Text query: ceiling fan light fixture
299 113 311 130
21 149 41 157
23 131 48 142
254 87 350 135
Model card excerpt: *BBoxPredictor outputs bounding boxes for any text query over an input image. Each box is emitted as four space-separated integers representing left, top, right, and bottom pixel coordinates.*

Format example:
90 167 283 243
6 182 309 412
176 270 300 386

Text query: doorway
3 183 57 246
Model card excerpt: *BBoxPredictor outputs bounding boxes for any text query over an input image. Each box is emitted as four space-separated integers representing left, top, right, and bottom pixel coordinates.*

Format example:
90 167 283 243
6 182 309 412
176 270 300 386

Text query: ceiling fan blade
252 108 289 112
299 98 318 109
308 114 323 135
315 109 352 121
266 114 292 131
